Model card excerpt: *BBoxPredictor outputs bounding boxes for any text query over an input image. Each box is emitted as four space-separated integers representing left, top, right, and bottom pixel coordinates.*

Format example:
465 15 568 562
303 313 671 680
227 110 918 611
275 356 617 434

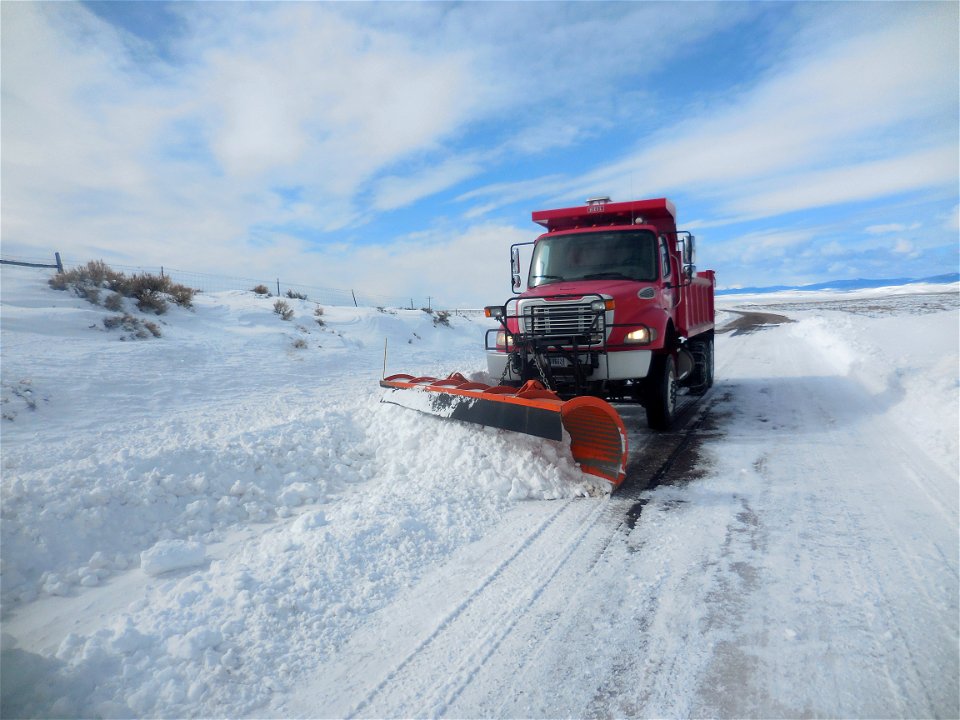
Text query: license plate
548 356 569 368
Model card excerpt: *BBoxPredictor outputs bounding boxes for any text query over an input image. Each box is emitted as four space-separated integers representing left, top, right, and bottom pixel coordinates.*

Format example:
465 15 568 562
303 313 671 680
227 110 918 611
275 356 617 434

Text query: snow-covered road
273 303 958 719
1 267 957 718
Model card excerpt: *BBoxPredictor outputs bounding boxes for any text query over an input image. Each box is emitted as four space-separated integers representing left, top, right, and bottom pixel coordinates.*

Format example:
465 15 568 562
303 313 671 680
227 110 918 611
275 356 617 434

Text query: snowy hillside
1 266 957 718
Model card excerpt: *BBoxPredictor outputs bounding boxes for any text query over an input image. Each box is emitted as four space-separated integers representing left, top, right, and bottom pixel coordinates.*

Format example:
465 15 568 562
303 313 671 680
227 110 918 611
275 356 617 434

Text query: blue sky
2 1 957 306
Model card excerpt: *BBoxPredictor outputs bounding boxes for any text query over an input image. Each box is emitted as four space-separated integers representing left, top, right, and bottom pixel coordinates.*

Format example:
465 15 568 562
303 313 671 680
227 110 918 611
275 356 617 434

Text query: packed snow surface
1 266 957 718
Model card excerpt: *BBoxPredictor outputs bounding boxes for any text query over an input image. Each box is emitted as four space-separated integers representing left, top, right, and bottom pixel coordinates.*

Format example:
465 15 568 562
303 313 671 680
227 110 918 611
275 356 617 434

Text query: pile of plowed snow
1 267 601 611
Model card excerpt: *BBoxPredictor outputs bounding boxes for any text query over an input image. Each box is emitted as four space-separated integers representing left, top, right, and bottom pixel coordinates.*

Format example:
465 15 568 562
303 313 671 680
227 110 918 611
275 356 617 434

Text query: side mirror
684 264 696 279
511 247 522 292
508 241 535 294
684 235 696 265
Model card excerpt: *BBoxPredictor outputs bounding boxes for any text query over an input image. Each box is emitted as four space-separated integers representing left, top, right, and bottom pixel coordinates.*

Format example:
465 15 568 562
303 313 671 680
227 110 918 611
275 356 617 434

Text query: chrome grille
520 301 603 341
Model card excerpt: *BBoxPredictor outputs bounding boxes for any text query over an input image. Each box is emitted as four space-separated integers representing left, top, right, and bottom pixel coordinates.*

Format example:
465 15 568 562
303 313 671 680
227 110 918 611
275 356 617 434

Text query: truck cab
484 197 715 430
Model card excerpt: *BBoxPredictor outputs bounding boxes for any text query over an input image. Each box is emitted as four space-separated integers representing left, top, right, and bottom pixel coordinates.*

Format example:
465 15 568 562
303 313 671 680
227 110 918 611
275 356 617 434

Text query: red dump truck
485 196 715 430
380 197 715 488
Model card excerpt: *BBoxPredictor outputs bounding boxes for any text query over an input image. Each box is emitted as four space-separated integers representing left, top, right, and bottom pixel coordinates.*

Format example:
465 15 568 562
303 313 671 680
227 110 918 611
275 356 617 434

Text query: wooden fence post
54 252 63 273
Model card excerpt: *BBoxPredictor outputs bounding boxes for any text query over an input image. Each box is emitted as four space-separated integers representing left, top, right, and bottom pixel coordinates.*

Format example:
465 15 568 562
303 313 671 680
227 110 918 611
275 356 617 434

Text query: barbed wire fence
0 251 64 273
1 251 484 314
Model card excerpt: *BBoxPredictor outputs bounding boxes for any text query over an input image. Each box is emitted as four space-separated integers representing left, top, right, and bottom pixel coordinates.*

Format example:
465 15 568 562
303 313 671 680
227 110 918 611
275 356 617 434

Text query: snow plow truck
381 197 715 489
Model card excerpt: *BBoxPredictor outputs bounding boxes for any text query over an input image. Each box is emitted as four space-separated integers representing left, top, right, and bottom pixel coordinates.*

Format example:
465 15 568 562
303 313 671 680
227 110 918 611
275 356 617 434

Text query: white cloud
389 2 753 113
457 175 571 219
299 223 530 307
709 228 816 265
865 223 918 235
827 261 858 277
1 4 168 195
727 146 957 218
947 205 960 233
892 239 921 259
194 5 480 196
372 158 483 212
494 4 959 221
2 2 956 301
820 241 849 258
0 2 489 283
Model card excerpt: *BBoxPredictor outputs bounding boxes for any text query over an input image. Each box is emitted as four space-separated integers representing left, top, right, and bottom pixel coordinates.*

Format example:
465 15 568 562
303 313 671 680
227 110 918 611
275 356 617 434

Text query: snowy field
1 265 957 718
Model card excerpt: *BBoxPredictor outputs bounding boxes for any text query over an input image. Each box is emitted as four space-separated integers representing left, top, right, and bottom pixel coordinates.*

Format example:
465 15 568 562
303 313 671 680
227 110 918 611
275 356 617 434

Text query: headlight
624 326 657 344
590 299 615 312
484 305 505 319
495 330 514 350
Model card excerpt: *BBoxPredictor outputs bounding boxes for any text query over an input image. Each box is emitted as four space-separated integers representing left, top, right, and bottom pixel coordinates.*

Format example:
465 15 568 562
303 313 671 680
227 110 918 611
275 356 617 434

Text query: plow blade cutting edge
379 373 628 487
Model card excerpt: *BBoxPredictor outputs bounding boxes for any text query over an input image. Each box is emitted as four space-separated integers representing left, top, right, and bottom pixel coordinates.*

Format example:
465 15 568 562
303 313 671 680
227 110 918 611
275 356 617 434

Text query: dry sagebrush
49 261 196 315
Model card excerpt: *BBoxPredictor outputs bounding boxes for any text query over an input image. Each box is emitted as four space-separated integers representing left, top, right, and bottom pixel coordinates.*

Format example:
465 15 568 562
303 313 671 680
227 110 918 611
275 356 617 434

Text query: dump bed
679 270 715 338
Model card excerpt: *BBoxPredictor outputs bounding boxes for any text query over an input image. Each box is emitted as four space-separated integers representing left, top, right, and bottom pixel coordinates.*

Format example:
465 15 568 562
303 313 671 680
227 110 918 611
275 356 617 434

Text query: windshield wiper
531 274 566 284
581 272 633 280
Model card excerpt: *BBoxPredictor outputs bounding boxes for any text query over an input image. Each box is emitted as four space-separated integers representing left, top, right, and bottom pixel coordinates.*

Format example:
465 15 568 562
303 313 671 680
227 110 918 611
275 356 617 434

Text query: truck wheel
645 355 677 431
688 336 714 396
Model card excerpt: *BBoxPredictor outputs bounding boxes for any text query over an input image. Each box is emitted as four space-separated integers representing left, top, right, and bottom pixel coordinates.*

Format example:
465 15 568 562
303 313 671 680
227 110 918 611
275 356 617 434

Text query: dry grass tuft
102 313 162 340
273 299 294 320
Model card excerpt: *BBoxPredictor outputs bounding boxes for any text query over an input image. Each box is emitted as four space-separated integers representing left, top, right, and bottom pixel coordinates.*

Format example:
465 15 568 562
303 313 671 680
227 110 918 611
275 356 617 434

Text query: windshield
528 230 658 288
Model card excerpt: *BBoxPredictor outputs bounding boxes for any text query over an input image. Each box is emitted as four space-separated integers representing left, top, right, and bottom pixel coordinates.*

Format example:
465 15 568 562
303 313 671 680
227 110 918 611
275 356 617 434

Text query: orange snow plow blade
380 373 628 487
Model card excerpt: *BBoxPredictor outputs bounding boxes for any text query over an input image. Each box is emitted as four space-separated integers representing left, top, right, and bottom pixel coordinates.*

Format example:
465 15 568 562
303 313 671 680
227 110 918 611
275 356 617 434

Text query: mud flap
380 373 628 487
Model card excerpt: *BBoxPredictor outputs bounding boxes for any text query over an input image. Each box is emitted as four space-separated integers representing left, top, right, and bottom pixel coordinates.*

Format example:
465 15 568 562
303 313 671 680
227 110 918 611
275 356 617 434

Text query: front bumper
487 348 652 383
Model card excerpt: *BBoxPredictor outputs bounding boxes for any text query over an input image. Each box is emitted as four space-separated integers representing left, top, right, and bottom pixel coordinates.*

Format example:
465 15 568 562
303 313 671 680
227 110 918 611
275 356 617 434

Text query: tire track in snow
344 496 607 718
436 397 722 718
570 316 779 716
275 395 717 719
271 493 585 718
628 321 823 717
434 367 723 716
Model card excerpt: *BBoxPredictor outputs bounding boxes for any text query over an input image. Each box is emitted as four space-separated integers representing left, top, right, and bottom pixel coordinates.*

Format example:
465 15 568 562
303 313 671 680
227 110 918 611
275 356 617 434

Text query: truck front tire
645 354 677 431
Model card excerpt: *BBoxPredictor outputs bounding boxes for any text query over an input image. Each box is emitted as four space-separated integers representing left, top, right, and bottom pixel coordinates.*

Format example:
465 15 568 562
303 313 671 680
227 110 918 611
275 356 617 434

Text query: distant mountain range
716 273 959 296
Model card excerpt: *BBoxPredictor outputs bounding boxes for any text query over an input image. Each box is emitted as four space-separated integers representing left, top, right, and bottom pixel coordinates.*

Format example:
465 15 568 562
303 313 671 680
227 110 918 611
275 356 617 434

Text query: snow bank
795 309 958 471
718 290 959 476
1 267 596 611
0 266 605 716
